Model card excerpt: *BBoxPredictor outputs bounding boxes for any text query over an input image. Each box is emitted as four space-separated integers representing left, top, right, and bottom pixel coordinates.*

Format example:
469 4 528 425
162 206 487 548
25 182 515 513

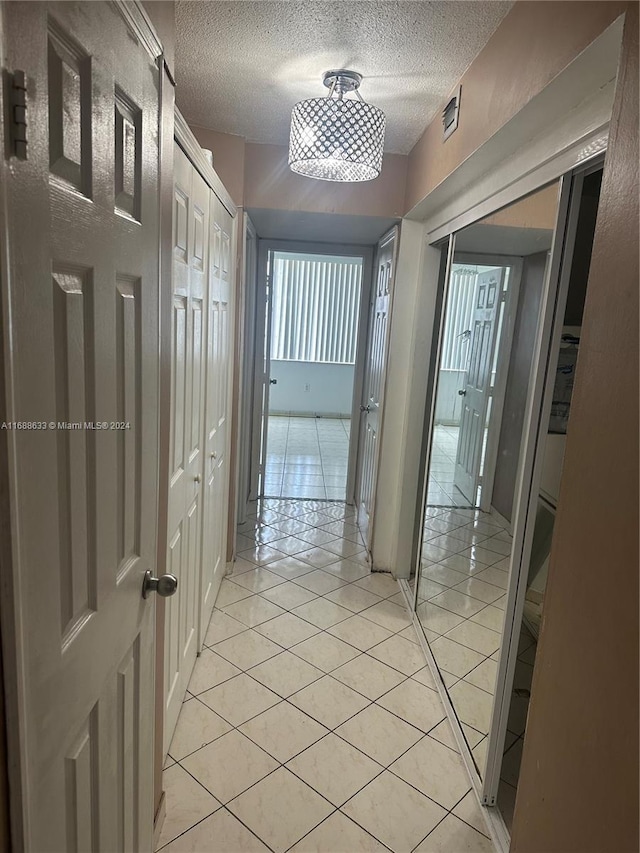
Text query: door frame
236 213 258 524
249 239 373 503
452 252 523 516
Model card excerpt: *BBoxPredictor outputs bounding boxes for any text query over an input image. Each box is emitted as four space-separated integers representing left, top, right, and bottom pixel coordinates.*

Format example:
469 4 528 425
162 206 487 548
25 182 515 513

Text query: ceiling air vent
442 85 461 141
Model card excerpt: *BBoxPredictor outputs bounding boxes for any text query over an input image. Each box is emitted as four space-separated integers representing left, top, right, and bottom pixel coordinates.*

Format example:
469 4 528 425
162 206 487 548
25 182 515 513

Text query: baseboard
269 410 351 419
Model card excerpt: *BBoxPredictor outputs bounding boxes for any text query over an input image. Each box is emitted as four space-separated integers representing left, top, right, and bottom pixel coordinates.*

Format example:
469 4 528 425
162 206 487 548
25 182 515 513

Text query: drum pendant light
289 69 386 182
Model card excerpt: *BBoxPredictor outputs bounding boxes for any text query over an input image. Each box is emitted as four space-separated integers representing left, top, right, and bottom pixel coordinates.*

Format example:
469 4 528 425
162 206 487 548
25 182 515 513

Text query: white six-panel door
164 144 210 750
356 227 398 547
200 194 234 640
453 267 505 504
0 3 160 849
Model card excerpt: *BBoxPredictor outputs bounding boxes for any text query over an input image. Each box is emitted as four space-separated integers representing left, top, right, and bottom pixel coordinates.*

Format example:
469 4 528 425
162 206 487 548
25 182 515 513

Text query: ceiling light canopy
289 70 386 183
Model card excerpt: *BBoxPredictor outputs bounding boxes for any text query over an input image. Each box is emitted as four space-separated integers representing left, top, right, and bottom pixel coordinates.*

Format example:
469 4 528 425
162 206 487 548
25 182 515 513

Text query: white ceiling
175 1 512 154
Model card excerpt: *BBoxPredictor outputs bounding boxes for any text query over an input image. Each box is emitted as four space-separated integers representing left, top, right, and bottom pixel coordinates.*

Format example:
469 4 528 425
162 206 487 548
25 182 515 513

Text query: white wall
268 360 355 417
373 221 436 576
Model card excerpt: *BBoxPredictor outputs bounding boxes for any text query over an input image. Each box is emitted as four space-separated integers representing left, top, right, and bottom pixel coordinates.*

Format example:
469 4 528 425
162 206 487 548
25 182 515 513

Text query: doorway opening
261 251 364 501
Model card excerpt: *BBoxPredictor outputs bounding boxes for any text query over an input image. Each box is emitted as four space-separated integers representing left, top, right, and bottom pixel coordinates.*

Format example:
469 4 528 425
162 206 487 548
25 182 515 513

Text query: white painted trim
222 208 239 574
250 241 269 500
174 110 237 218
237 213 258 523
425 132 607 245
398 579 510 853
113 0 162 62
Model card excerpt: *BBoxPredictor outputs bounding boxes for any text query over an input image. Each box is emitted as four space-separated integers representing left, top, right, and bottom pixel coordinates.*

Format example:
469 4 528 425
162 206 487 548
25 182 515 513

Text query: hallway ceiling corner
175 1 513 155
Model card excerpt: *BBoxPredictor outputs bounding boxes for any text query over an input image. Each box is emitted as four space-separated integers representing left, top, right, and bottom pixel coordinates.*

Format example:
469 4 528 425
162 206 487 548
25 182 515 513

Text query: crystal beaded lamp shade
289 70 386 182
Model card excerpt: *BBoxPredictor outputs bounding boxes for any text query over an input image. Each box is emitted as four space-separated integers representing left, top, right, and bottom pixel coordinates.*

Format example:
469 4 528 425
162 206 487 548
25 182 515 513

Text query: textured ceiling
175 1 512 154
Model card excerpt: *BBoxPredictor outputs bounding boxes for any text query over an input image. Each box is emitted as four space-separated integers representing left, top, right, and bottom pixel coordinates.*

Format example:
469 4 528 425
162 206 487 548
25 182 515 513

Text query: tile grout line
162 496 495 852
177 678 486 851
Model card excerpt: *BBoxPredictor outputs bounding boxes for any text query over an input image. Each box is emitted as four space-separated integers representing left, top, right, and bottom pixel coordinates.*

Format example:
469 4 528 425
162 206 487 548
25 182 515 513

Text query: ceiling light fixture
289 69 386 183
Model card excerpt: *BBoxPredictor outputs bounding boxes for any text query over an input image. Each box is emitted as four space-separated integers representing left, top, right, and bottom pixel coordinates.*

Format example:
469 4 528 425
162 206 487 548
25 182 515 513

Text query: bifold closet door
199 192 234 643
164 145 209 751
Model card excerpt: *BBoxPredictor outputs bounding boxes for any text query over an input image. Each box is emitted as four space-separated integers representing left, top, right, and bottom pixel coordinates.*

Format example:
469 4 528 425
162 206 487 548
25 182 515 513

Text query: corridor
158 499 494 852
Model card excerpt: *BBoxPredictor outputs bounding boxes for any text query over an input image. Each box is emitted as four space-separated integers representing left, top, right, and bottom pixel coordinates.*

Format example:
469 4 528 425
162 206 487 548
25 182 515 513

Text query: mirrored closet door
410 159 604 832
412 180 563 792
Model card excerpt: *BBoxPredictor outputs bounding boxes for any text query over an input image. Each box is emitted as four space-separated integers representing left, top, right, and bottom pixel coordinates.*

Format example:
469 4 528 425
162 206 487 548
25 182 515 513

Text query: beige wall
511 4 639 851
183 133 408 220
405 1 627 213
244 142 407 218
482 182 559 230
190 125 246 208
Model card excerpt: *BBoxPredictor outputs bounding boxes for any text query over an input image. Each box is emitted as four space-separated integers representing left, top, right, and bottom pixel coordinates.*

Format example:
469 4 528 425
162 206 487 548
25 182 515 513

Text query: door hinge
5 70 28 160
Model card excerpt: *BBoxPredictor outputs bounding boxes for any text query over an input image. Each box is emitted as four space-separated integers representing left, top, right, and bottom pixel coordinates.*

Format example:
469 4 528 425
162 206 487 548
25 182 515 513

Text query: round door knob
211 451 217 459
142 570 178 599
458 389 467 396
360 405 371 413
194 474 201 483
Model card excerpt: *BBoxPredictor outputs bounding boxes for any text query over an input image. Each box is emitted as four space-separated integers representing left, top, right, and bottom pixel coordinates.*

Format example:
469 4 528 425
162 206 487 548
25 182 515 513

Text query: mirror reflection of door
453 266 506 505
427 257 521 512
415 181 562 782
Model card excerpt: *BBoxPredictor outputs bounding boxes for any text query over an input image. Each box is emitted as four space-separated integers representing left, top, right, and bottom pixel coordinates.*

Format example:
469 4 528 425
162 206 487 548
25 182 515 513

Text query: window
270 252 363 364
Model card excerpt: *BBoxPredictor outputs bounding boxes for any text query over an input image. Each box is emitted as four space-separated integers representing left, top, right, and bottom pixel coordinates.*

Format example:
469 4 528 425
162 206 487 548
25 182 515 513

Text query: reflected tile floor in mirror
157 498 495 852
427 425 488 508
416 506 513 772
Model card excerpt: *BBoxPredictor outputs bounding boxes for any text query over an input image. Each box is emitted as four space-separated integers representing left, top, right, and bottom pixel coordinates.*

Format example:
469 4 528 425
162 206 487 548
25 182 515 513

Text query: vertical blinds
270 254 363 364
441 266 478 371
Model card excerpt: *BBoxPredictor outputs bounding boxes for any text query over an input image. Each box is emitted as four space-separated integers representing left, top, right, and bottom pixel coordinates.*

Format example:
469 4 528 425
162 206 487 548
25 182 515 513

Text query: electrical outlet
304 383 311 392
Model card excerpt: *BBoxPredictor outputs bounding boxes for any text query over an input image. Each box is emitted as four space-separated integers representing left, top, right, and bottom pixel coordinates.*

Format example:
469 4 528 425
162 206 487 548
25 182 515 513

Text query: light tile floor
264 417 350 501
158 498 495 853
